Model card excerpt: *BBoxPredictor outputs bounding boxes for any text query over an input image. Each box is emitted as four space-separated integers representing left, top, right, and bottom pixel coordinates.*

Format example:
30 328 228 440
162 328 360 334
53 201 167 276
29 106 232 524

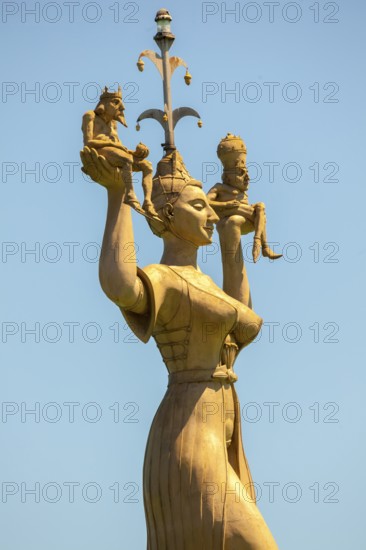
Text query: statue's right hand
80 147 124 191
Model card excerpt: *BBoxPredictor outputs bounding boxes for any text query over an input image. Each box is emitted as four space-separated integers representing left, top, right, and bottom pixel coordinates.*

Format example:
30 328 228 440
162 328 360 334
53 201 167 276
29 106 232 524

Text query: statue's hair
151 176 201 210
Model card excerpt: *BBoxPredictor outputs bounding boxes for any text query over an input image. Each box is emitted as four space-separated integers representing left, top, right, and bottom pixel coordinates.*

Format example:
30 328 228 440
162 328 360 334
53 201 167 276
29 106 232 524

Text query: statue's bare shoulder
82 110 95 128
207 182 224 199
82 110 95 121
212 182 238 197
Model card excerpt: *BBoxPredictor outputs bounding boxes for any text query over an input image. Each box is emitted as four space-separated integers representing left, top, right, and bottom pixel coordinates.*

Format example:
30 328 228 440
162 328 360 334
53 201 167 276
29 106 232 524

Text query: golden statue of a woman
80 9 280 549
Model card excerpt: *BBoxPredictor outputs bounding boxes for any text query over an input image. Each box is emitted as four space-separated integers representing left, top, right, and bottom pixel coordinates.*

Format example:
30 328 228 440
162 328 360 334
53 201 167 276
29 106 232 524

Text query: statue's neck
160 235 198 268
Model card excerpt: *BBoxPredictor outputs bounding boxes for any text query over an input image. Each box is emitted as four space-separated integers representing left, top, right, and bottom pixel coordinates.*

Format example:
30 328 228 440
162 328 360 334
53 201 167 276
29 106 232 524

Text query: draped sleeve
119 264 172 344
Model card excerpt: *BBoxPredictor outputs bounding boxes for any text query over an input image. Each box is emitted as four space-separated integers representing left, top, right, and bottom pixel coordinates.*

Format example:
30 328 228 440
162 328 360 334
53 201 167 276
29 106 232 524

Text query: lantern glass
157 19 171 33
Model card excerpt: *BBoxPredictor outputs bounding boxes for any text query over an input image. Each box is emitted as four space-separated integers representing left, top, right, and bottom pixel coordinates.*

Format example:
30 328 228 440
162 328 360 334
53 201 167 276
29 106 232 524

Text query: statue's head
217 133 249 190
148 150 218 246
95 86 127 127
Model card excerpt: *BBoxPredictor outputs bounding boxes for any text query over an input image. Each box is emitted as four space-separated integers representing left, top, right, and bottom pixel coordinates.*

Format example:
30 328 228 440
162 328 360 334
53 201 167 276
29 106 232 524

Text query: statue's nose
208 207 219 224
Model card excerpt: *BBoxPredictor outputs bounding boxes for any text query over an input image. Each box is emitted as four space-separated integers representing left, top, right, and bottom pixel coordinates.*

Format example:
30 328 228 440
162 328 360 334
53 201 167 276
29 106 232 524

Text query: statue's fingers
99 155 113 172
80 149 88 164
81 158 96 175
80 152 86 168
80 148 95 169
80 147 93 166
81 158 99 181
90 148 99 163
80 153 91 174
85 149 105 179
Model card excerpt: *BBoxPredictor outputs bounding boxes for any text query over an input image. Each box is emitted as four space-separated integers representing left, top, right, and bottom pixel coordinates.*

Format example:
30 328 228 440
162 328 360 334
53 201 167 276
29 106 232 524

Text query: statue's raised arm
80 146 149 314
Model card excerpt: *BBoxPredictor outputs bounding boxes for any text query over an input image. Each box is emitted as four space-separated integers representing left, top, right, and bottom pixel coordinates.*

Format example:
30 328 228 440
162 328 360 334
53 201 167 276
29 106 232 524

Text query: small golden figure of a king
81 86 157 217
208 133 282 262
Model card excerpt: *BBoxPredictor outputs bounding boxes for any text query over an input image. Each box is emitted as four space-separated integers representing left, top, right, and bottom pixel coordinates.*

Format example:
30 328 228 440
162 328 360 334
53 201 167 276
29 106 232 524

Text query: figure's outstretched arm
80 147 148 314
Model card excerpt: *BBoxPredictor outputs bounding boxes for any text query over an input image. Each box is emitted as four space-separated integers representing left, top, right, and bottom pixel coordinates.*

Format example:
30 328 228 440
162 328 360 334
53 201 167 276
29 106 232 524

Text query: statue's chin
195 233 214 248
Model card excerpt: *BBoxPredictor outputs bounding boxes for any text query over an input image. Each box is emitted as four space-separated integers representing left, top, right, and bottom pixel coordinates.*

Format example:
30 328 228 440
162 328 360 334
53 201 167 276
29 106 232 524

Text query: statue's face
235 156 249 190
223 152 249 190
104 97 127 127
170 185 219 246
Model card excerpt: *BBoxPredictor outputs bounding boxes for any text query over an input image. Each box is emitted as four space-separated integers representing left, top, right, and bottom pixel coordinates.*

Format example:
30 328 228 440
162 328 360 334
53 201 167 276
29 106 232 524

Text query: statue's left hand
80 146 124 191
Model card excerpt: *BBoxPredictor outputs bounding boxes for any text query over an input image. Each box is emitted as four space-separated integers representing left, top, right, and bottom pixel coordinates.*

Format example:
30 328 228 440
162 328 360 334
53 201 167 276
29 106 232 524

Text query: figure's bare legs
253 203 282 262
98 146 142 211
253 203 265 263
122 159 141 211
133 159 157 217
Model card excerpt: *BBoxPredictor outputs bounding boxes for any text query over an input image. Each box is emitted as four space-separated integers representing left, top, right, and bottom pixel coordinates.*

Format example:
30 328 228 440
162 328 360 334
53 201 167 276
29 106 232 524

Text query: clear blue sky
1 1 365 548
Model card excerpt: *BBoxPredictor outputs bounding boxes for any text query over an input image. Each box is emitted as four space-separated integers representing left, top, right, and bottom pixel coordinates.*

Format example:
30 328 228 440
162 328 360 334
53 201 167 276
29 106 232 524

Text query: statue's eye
192 202 205 211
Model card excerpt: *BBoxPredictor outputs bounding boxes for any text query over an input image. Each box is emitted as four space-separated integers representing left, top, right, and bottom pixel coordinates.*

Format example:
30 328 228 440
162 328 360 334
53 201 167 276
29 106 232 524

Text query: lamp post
136 9 201 154
154 9 175 151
